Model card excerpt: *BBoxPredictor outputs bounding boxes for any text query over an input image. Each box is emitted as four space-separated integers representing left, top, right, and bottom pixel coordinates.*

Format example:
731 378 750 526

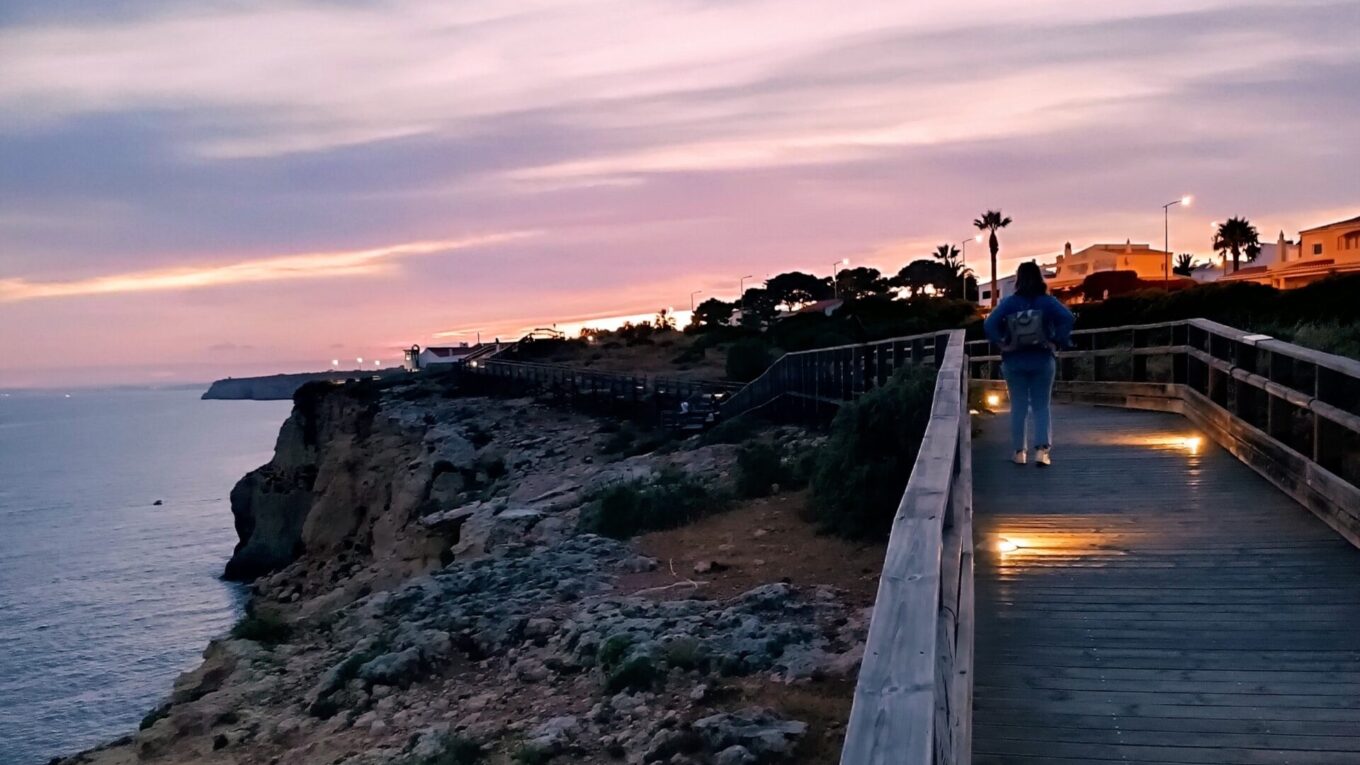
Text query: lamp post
831 257 850 298
1163 195 1192 285
690 290 702 312
739 275 754 308
961 234 983 300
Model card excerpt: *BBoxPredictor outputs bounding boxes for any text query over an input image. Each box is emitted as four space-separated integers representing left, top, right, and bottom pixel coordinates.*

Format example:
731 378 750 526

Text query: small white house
404 343 492 371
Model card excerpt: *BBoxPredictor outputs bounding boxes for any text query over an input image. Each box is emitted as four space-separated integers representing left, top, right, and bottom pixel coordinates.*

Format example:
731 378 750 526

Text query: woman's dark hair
1014 261 1047 297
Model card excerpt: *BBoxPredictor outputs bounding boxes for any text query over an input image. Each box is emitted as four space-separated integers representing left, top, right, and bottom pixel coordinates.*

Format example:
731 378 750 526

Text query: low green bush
700 415 761 446
229 611 292 645
415 736 484 765
734 442 783 498
578 470 726 539
808 365 937 538
599 421 673 457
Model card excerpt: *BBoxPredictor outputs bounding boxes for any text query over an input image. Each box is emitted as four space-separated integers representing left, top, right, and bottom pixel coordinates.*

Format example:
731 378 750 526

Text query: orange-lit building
1219 214 1360 289
1047 241 1178 293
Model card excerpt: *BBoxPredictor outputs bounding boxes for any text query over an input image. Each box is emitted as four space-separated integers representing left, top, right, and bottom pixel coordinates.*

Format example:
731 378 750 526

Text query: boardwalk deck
972 404 1360 765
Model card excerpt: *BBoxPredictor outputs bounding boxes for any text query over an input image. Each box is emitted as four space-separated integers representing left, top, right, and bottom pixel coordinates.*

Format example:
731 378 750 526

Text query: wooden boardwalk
972 404 1360 765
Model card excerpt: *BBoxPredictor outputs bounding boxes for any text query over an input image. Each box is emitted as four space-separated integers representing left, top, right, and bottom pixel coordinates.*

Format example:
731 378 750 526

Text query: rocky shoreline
53 375 868 765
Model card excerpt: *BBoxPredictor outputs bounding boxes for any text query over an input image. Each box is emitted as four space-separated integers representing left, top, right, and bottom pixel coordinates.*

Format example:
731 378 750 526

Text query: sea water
0 389 291 764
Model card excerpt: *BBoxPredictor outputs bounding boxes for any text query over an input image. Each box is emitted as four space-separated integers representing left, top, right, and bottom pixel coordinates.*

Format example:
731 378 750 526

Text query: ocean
0 389 291 765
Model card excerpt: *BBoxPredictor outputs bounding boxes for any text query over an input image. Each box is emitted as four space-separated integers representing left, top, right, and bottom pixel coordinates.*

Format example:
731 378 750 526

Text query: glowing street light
986 393 1002 409
738 274 755 313
961 234 983 299
690 289 703 312
1163 195 1193 285
331 359 339 367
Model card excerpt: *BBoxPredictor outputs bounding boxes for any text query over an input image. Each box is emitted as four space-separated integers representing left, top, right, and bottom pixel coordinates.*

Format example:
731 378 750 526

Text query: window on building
1313 243 1323 255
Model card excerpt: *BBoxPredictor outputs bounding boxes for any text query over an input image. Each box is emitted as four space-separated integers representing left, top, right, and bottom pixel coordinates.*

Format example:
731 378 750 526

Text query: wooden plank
972 402 1360 764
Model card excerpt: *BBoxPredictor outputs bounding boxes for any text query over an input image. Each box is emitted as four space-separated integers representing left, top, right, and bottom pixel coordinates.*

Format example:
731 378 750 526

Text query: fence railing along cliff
718 330 952 422
459 357 742 418
969 318 1360 546
837 330 974 765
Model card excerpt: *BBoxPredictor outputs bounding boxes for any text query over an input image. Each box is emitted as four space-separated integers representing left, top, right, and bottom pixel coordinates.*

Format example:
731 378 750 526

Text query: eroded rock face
59 379 856 765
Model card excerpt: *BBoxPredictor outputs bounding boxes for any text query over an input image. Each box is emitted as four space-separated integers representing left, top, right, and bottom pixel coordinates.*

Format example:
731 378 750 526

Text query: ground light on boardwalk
972 404 1360 765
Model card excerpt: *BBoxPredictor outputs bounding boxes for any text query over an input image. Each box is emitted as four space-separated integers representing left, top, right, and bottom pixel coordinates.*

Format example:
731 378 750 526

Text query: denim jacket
983 293 1075 371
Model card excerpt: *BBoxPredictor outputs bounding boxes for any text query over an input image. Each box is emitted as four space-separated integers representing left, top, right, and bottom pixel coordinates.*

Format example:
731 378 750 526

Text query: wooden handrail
842 329 973 765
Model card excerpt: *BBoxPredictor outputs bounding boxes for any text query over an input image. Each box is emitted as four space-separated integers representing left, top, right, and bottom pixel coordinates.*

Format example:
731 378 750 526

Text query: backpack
1002 306 1049 352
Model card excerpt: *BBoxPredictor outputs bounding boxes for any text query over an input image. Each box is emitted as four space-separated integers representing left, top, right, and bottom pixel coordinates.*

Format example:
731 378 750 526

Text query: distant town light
357 357 364 364
374 360 381 367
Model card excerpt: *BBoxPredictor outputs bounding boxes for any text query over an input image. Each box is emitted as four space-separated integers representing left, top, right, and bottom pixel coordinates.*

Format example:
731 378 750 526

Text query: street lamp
831 257 850 298
690 290 703 311
1163 195 1192 285
738 274 754 310
961 234 983 300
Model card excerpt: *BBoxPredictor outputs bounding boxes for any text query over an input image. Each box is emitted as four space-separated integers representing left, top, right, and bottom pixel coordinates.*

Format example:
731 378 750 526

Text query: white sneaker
1035 447 1052 467
1012 450 1027 465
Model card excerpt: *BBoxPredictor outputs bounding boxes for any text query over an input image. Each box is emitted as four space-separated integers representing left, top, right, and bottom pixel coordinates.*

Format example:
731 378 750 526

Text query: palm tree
973 210 1013 307
932 244 970 298
1173 253 1195 277
1213 217 1261 273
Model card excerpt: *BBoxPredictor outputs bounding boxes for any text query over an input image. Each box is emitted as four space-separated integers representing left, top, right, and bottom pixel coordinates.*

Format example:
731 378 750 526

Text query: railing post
1132 328 1148 382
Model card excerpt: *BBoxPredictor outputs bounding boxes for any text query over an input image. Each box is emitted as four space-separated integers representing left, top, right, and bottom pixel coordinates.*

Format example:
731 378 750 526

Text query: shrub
808 365 937 538
412 736 484 765
725 339 774 382
230 611 292 645
512 744 552 765
578 470 726 538
599 421 672 457
735 442 783 498
700 415 761 446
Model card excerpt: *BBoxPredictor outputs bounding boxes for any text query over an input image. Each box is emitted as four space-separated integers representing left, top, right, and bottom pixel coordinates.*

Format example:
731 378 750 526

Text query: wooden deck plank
973 404 1360 764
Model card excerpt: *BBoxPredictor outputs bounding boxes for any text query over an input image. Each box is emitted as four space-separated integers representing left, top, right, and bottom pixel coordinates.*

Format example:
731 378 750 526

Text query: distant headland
201 370 402 400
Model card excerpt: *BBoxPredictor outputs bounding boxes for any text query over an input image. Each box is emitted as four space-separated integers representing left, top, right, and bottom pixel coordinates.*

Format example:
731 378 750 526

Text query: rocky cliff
202 371 401 401
55 375 867 765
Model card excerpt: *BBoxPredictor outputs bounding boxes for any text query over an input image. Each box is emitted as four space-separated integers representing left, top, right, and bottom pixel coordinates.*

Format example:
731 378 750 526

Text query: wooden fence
719 330 951 423
841 329 975 765
968 318 1360 546
458 357 742 421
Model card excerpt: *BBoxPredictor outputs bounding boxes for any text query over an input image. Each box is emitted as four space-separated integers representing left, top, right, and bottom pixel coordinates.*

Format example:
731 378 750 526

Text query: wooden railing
842 329 974 765
460 358 742 418
968 319 1360 546
720 330 950 422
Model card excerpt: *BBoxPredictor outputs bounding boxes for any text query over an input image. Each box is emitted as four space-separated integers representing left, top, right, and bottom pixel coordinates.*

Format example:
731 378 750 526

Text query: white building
403 343 495 371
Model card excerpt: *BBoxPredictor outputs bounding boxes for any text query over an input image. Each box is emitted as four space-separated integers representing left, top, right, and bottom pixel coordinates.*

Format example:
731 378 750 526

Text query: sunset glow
2 0 1357 387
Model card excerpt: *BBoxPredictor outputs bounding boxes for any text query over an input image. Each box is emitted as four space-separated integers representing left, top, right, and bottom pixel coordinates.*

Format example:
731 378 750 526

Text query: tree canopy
764 271 832 309
894 260 956 297
690 297 735 329
834 266 891 301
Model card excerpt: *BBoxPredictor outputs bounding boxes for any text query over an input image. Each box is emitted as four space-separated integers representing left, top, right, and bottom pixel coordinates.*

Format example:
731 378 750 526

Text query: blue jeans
1002 356 1056 452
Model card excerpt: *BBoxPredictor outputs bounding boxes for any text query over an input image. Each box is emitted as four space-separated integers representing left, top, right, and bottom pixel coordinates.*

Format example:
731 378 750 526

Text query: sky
2 0 1358 388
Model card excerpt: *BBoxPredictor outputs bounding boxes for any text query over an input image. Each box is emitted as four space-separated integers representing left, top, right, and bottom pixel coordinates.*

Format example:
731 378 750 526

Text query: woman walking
983 262 1074 466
